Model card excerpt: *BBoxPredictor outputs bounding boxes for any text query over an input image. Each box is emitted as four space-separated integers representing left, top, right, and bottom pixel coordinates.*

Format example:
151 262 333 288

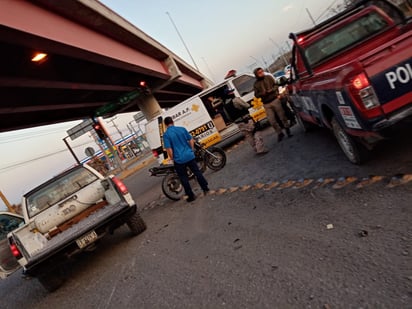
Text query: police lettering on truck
385 62 412 90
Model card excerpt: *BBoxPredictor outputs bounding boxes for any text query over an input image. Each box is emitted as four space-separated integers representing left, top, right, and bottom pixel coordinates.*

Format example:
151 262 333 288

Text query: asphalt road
0 124 411 308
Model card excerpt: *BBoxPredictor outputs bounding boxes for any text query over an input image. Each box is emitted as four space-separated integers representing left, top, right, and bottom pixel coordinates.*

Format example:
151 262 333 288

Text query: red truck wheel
331 118 368 164
295 112 312 133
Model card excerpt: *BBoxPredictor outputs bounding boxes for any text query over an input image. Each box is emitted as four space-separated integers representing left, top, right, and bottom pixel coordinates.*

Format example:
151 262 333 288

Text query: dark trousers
174 159 209 198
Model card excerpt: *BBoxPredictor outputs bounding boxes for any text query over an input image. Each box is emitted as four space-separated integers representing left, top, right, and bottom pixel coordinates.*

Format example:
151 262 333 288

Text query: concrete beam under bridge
0 0 205 86
0 0 212 132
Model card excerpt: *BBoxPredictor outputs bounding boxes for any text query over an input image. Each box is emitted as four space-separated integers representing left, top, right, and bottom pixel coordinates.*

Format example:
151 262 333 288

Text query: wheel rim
335 126 356 162
163 175 184 200
208 152 225 169
168 178 182 193
210 153 223 167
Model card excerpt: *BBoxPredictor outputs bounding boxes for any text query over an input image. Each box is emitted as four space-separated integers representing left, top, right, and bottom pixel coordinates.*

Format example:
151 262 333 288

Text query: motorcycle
149 140 226 200
193 138 226 171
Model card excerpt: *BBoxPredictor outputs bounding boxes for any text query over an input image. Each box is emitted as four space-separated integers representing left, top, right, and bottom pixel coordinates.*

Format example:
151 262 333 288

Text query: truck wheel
37 267 66 292
296 112 311 132
331 117 367 164
126 212 147 236
293 108 313 133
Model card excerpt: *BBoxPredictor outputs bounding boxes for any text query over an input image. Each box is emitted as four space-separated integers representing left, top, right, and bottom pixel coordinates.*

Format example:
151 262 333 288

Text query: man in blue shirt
163 117 209 202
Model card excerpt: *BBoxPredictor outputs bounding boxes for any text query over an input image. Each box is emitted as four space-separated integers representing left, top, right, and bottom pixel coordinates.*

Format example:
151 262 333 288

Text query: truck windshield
305 11 389 66
232 75 255 97
25 167 98 218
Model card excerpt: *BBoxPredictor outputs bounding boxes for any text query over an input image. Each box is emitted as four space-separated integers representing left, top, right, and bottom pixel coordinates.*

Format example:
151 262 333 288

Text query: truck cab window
305 12 389 66
25 167 98 218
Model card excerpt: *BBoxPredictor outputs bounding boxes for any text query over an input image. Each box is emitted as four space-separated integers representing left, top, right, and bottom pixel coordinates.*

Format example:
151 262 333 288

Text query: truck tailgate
12 201 132 267
361 30 412 115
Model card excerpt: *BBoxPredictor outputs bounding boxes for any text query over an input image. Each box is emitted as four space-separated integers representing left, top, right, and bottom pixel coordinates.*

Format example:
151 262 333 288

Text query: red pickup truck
288 0 412 164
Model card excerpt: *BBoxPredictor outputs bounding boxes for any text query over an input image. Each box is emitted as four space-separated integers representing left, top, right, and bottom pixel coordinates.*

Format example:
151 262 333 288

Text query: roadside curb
118 156 156 180
142 174 412 211
206 174 412 196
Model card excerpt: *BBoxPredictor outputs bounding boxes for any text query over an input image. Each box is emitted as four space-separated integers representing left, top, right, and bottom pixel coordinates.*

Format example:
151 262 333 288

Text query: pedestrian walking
232 97 269 155
253 67 292 142
163 117 209 202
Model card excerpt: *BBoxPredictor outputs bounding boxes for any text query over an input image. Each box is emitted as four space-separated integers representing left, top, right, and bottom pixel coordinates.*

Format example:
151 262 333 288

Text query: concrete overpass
0 0 211 133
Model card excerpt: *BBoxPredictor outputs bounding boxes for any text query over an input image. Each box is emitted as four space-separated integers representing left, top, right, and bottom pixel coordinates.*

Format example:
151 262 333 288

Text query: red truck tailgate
361 30 412 115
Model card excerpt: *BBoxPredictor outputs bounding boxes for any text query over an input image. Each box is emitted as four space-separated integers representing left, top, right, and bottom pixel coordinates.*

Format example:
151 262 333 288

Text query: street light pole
269 38 289 66
166 11 199 71
107 117 124 141
201 57 216 82
306 8 317 26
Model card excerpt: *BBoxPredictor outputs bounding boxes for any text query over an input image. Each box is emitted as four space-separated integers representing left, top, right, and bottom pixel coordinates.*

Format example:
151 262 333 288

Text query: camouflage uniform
233 97 268 154
238 119 268 154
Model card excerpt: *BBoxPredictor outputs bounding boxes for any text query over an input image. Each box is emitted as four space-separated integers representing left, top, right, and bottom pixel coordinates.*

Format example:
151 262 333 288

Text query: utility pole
250 55 264 69
107 117 124 141
306 8 317 26
89 132 112 169
269 38 289 66
97 117 124 170
166 11 199 71
261 56 269 72
285 40 292 51
201 57 216 83
0 190 15 213
127 124 140 155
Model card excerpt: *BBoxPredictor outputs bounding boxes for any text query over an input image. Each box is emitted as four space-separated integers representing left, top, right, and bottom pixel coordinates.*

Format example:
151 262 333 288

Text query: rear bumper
22 203 137 276
372 104 412 131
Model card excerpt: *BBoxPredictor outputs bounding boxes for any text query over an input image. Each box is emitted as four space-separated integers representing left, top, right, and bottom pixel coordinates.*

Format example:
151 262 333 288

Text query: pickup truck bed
14 202 136 274
1 164 146 292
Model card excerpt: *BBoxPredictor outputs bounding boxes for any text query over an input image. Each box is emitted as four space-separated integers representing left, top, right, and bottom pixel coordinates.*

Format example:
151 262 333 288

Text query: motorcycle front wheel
204 147 226 171
162 174 184 201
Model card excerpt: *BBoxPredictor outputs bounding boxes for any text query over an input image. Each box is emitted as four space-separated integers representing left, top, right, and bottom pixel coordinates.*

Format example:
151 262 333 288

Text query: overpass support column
137 56 182 121
137 95 162 121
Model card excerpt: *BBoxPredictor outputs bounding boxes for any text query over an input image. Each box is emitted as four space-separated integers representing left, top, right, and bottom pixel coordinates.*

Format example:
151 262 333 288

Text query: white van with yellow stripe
145 73 267 163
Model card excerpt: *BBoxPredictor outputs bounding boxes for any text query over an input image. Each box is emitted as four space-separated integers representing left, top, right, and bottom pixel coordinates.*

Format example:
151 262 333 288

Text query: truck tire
37 267 66 292
295 112 312 133
331 117 367 164
126 212 147 236
292 106 313 133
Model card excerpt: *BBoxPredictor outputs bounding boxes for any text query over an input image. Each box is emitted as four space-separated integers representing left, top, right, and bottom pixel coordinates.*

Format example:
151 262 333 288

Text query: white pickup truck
0 164 146 291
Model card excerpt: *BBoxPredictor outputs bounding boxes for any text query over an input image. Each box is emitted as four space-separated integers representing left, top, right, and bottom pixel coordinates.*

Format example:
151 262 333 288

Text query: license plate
76 230 98 249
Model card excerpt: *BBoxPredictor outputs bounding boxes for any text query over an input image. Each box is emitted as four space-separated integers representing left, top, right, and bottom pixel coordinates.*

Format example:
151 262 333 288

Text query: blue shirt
163 126 195 164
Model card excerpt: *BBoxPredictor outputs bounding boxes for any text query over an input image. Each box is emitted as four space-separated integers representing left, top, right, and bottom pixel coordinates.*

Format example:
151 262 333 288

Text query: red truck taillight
9 240 22 259
111 177 129 195
349 73 382 118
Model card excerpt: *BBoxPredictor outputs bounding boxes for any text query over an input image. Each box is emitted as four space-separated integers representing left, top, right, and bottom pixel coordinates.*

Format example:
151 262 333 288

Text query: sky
0 0 341 208
0 113 142 208
99 0 340 81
